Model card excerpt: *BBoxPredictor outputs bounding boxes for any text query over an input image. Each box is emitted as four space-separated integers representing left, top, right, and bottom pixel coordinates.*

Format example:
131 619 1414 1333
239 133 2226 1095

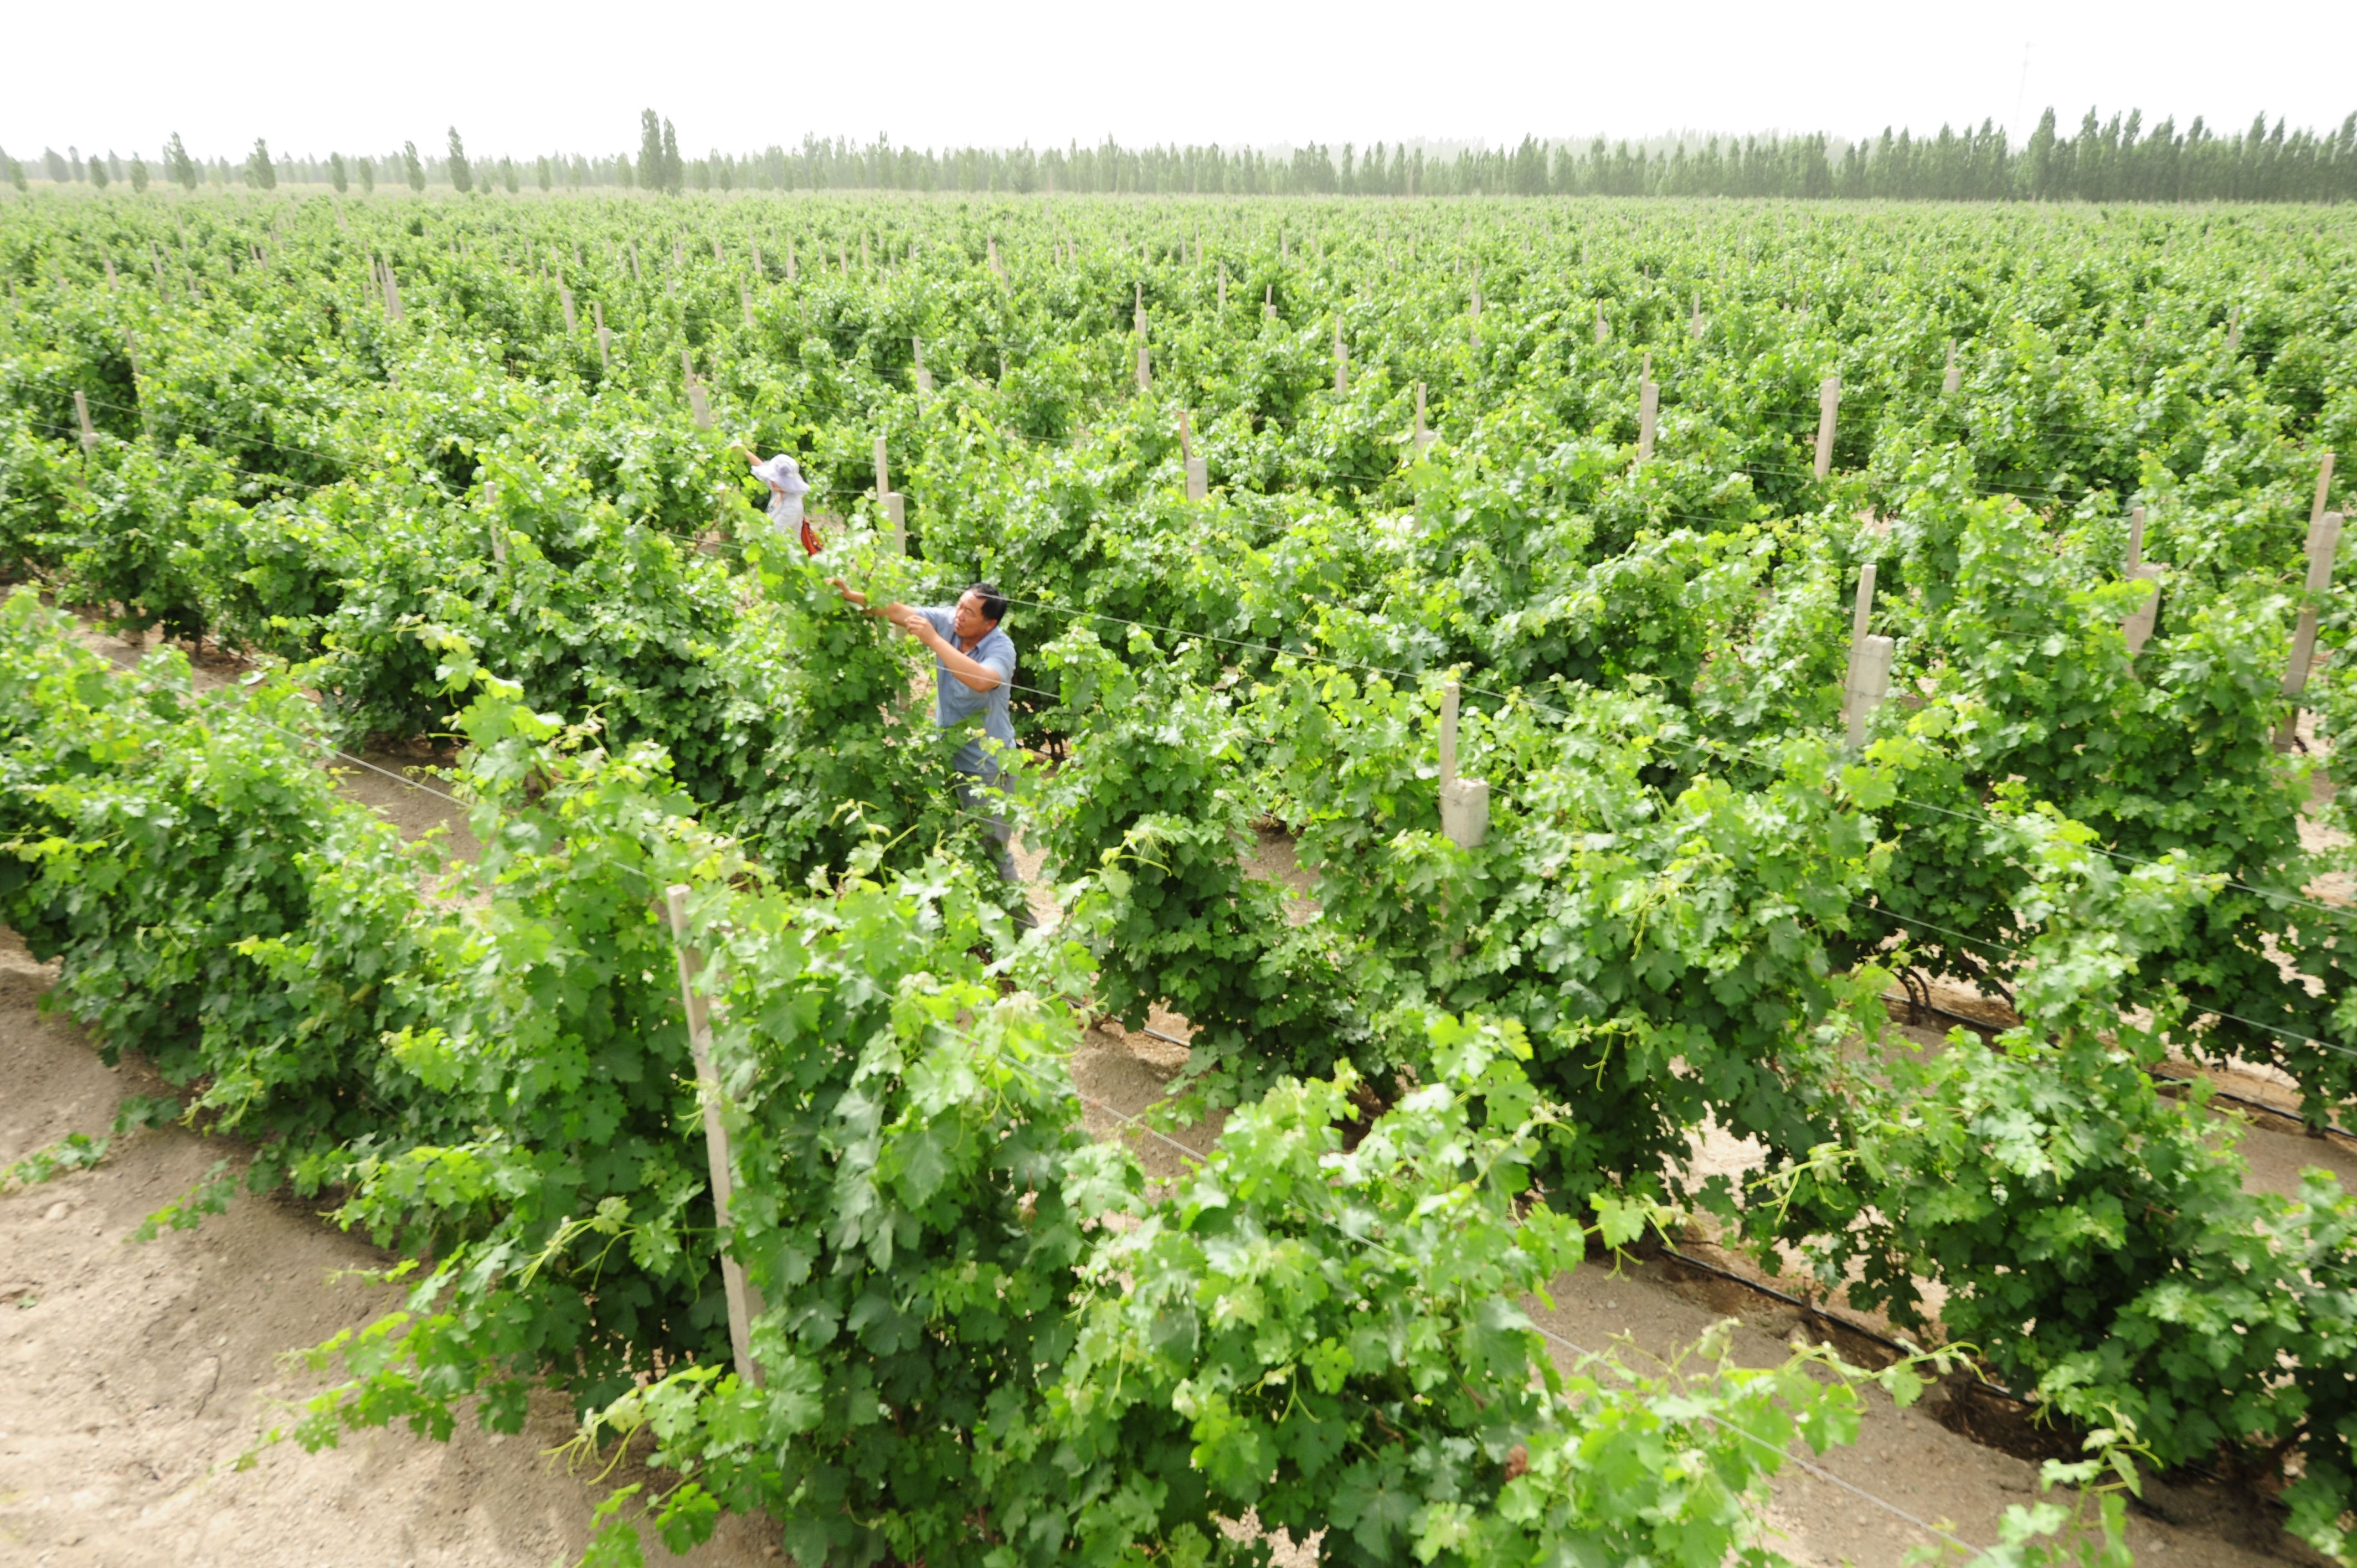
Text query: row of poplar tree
1 131 516 198
10 105 2357 203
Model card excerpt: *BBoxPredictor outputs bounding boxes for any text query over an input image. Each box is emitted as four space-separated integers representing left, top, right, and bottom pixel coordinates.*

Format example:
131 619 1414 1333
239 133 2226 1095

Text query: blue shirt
916 607 1017 778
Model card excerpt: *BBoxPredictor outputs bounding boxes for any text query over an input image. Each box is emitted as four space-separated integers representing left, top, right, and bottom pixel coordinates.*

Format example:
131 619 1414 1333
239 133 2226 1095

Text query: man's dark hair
967 582 1008 625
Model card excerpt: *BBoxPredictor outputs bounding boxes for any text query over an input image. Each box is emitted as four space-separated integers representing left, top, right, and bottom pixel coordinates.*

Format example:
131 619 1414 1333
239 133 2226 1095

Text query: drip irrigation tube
1880 991 2357 1140
1647 1244 2041 1407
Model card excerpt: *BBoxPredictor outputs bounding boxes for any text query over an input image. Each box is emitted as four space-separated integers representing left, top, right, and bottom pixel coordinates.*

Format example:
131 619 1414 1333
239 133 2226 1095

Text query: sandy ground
2 625 759 1567
0 929 775 1568
1 621 2340 1566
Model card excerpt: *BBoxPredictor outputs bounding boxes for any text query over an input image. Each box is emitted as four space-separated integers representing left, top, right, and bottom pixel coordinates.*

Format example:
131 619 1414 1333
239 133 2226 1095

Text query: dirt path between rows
1 623 2333 1567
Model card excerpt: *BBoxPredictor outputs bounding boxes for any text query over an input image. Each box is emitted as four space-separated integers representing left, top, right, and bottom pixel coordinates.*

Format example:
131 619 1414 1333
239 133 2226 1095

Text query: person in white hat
731 440 811 550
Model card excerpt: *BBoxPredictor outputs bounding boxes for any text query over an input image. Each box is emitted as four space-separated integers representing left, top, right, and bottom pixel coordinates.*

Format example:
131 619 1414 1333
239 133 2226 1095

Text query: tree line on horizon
8 106 2356 203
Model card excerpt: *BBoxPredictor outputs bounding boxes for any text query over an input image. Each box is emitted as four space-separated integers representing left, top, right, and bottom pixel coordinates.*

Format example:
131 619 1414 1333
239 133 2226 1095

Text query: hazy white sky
8 0 2353 162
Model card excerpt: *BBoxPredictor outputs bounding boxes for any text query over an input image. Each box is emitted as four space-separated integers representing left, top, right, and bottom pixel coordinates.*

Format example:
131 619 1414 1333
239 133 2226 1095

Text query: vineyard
1 188 2354 1567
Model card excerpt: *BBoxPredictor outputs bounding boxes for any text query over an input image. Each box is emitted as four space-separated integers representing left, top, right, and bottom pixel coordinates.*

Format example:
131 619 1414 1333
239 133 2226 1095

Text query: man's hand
828 581 930 637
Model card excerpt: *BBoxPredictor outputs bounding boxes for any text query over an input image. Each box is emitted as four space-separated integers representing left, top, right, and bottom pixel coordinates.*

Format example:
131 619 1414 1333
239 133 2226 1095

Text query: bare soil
0 928 775 1568
2 625 761 1567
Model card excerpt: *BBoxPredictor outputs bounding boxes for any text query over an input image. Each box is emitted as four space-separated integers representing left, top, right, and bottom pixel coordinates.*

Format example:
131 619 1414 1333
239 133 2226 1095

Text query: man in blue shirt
833 579 1021 884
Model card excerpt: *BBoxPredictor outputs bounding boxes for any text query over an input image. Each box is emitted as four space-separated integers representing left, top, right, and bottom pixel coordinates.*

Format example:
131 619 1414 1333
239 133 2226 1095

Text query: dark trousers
955 776 1017 883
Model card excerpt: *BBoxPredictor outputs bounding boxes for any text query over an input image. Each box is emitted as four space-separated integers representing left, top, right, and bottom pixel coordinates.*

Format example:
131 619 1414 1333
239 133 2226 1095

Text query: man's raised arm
828 576 888 617
827 579 939 638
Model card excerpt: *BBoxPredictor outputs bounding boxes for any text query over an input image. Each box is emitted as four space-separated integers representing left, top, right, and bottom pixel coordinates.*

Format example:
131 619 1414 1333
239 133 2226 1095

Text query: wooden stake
663 886 763 1390
1814 375 1841 480
1595 302 1608 344
559 283 576 334
1437 678 1490 850
1850 563 1877 659
594 299 610 370
874 434 891 503
122 331 156 447
2226 307 2241 354
1845 635 1895 749
2121 566 2160 658
2310 452 2336 531
1439 680 1460 784
486 481 506 566
1333 320 1349 396
74 389 97 454
2126 506 2146 572
1636 353 1657 462
1134 289 1150 391
786 238 796 281
2279 510 2343 739
1843 563 1889 746
913 337 932 399
1942 341 1960 395
1263 284 1275 321
1181 411 1206 502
